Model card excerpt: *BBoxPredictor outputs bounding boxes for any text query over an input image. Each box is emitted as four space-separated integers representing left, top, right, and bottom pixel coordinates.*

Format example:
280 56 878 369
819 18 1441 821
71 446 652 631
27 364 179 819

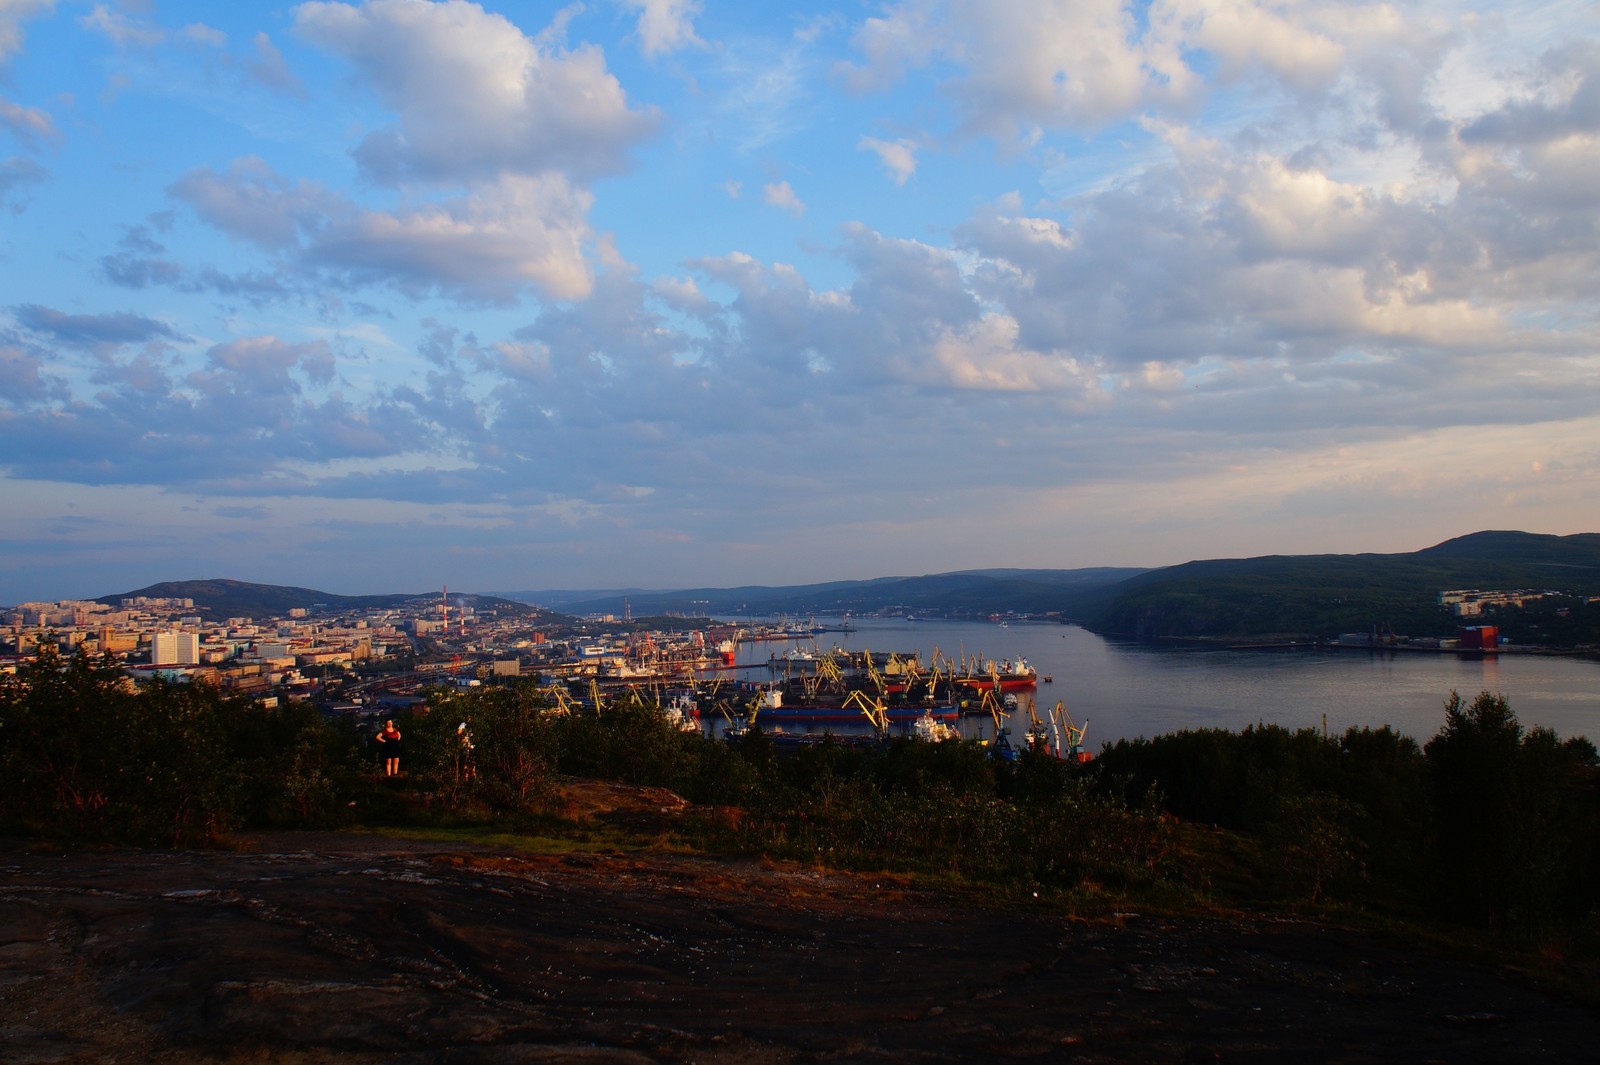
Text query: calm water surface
733 617 1600 748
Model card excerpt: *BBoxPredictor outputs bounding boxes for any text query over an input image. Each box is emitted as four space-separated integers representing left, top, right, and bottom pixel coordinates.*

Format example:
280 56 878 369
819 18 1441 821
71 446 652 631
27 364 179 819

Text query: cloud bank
1 0 1597 599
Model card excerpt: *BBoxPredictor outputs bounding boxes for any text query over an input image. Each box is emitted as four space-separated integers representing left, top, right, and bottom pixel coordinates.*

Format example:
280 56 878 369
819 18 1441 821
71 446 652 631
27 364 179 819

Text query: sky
2 0 1598 602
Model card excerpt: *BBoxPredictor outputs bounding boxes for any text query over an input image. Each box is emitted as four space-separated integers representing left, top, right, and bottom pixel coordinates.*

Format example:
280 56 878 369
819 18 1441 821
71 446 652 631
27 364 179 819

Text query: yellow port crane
538 682 577 717
843 689 888 734
815 651 845 694
1048 700 1091 762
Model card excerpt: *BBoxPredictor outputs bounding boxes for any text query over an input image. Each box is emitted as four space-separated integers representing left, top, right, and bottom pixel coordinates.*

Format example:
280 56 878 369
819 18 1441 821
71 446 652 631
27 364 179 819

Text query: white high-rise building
152 631 200 665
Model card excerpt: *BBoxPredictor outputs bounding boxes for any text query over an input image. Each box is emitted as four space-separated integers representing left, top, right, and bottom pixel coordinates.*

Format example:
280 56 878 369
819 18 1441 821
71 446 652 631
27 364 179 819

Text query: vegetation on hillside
1089 531 1600 642
3 646 1597 957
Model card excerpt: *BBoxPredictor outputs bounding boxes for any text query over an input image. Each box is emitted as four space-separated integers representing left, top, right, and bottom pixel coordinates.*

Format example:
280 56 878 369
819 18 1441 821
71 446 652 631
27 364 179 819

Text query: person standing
376 719 403 777
456 721 476 782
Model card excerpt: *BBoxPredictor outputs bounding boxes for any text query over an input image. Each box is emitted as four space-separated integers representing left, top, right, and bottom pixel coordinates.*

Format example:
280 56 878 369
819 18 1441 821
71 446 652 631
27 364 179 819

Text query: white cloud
312 173 596 302
8 0 1600 597
78 3 164 48
293 0 656 184
859 135 918 185
1148 0 1360 93
170 156 346 250
927 313 1099 394
840 0 1438 141
841 0 1171 133
621 0 704 58
173 159 594 303
763 179 805 214
180 22 226 48
191 336 333 397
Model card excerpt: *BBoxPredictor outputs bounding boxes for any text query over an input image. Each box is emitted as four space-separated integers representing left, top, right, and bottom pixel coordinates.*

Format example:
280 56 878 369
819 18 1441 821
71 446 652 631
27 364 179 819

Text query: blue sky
2 0 1598 602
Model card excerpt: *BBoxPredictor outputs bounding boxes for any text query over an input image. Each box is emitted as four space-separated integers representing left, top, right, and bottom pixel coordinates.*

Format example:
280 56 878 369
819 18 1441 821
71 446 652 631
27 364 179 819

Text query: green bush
0 647 243 844
1425 690 1600 934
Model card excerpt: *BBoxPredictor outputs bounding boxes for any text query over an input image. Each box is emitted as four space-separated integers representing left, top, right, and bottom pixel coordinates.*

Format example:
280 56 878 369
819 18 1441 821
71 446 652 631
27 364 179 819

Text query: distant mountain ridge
95 579 542 623
93 531 1600 644
509 567 1149 619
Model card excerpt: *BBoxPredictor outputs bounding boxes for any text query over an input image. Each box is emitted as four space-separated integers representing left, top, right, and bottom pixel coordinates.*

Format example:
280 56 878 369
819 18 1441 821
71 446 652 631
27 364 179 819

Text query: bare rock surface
3 832 1597 1063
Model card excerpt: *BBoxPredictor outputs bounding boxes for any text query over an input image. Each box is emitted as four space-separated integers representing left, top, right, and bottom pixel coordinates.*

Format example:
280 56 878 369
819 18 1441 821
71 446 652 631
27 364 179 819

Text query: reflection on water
723 617 1600 747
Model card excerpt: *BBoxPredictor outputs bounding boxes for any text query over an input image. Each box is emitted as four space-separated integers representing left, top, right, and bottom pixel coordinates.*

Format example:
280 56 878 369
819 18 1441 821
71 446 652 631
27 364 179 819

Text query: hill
88 530 1600 644
511 567 1147 619
95 578 543 623
1087 530 1600 643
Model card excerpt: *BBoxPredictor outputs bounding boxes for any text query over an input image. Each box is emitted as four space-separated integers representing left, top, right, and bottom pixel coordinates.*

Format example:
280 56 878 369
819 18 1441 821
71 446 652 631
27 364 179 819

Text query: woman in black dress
376 720 402 777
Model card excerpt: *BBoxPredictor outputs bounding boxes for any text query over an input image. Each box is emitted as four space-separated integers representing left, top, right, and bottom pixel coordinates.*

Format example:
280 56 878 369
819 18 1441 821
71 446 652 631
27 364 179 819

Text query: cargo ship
744 687 959 726
952 656 1038 692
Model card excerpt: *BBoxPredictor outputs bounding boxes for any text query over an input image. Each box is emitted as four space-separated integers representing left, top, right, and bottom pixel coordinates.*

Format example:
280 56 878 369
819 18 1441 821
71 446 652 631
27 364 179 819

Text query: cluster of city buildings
1437 588 1561 617
2 596 429 703
1 590 743 708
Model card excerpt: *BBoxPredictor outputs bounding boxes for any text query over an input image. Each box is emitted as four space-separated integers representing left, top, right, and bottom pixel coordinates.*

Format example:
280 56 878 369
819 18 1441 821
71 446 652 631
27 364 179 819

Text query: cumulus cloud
840 0 1168 133
622 0 704 58
310 173 596 302
190 336 334 397
928 313 1099 394
1146 0 1370 93
7 0 1600 593
859 135 918 184
840 0 1427 139
173 159 594 302
1459 42 1600 147
0 324 444 488
763 179 804 214
170 156 345 250
293 0 656 184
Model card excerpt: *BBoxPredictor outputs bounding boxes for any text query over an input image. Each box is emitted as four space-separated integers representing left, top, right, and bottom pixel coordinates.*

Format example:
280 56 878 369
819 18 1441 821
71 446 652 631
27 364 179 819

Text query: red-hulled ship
952 656 1038 692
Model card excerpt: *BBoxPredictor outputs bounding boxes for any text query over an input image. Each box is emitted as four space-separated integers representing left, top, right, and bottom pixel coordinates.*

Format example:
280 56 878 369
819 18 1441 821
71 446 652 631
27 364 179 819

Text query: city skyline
3 0 1598 603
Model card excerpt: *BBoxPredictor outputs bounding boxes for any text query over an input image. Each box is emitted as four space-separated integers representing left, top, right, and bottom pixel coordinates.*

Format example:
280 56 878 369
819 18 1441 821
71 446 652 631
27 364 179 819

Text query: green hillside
1088 531 1600 643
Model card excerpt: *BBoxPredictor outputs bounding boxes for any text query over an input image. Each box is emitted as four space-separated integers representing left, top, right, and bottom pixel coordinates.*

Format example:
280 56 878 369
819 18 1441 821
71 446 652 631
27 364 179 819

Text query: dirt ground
4 807 1599 1063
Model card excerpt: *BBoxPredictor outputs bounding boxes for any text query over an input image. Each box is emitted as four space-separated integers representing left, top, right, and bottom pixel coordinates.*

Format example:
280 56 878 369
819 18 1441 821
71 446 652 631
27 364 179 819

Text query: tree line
2 645 1596 950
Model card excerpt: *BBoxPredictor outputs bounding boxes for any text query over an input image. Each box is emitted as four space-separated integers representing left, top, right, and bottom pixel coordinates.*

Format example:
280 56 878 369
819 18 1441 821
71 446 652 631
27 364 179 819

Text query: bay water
732 616 1600 749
